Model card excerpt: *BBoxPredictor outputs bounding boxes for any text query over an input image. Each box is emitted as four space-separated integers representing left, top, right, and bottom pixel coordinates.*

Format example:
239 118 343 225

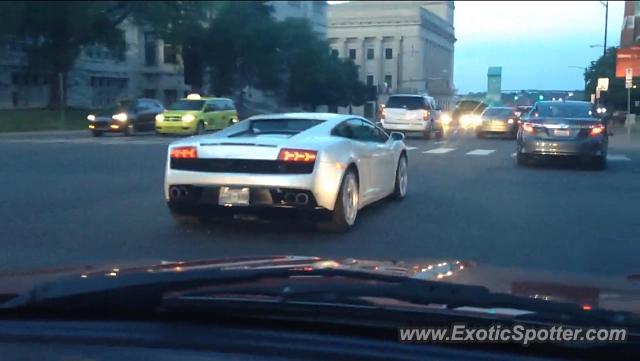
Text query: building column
377 37 384 91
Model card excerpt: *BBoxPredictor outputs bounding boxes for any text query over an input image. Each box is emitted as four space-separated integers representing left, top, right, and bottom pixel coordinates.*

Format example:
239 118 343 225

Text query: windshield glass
385 96 424 110
167 100 205 111
534 102 594 118
482 108 514 118
2 1 639 343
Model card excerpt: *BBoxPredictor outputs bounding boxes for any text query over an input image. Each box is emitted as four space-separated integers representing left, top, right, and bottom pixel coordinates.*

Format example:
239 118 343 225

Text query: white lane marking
423 147 456 154
466 149 496 156
607 154 631 161
434 141 445 144
405 146 418 150
511 152 517 157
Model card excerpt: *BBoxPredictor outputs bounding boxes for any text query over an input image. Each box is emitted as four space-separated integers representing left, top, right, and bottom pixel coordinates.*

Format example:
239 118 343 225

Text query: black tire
422 122 433 139
516 152 530 167
392 154 408 200
195 121 205 135
591 155 607 170
317 168 359 232
91 131 104 137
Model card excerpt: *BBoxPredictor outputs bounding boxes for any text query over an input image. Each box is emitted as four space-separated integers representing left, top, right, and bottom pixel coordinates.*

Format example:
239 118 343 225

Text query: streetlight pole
600 1 609 57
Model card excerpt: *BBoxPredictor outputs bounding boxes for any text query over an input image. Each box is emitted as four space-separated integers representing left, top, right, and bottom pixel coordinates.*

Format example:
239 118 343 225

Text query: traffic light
538 95 544 100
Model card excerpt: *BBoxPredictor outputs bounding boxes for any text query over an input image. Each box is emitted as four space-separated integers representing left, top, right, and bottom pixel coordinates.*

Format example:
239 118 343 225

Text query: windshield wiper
3 266 637 329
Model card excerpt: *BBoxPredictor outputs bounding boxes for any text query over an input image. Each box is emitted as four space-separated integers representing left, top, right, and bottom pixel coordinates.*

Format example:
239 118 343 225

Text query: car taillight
381 108 386 120
522 122 535 134
278 149 317 163
589 124 605 136
422 110 430 121
170 146 198 159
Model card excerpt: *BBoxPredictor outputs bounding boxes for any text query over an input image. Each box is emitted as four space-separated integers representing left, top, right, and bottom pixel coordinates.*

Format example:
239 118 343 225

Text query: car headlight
182 114 195 122
232 118 239 123
472 116 482 126
112 113 128 122
87 114 95 121
440 114 452 125
155 114 164 122
507 118 514 124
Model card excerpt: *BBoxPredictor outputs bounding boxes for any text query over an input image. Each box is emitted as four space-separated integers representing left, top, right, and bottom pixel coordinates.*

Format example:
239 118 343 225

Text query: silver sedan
164 113 408 231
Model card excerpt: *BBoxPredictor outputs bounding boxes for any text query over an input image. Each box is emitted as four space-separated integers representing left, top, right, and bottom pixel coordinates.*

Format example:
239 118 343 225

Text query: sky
328 1 625 94
453 1 623 93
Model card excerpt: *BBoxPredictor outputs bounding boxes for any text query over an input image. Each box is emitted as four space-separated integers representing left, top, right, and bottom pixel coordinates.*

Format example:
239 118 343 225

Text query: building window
330 48 339 58
144 89 156 99
144 32 157 66
384 75 392 89
366 75 374 87
366 48 374 60
385 48 393 59
164 43 178 64
349 48 356 60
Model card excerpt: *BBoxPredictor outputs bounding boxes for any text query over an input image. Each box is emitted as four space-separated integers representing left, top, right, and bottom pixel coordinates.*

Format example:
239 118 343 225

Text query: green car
155 95 239 135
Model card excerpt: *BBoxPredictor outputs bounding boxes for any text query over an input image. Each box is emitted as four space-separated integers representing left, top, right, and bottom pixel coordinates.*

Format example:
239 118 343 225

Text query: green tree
584 47 637 111
0 1 127 107
203 1 282 96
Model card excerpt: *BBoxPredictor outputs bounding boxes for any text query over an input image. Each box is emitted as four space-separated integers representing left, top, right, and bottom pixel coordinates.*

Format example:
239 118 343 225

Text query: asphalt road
1 128 640 277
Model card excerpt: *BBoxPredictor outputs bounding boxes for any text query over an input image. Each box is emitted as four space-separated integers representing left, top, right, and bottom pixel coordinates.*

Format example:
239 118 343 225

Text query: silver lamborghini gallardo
164 113 408 231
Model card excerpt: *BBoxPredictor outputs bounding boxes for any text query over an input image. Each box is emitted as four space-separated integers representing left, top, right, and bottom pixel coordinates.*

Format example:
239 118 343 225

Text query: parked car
155 94 239 136
476 106 519 139
517 101 608 169
87 98 164 137
164 113 408 232
379 94 443 139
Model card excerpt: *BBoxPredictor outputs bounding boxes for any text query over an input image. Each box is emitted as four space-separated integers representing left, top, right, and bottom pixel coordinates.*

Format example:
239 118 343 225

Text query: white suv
380 94 443 139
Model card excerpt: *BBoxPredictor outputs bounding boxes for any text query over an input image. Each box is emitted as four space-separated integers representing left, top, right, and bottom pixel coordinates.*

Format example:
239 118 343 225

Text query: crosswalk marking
466 149 495 156
423 147 456 154
607 154 631 161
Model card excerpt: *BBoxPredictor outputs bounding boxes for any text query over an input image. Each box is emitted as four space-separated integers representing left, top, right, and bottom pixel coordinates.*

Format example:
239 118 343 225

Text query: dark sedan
516 101 608 169
87 98 164 137
476 106 518 138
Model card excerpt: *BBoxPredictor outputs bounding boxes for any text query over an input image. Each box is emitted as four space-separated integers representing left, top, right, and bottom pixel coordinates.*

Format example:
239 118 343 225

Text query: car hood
1 255 639 315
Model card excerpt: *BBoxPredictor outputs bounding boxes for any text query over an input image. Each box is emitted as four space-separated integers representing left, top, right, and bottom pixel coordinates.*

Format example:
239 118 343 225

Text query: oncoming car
164 113 408 232
155 94 239 135
87 98 164 136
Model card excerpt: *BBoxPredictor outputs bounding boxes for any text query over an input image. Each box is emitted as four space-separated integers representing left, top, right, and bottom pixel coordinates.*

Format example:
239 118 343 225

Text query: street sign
590 93 596 103
596 88 601 99
597 77 609 91
626 68 634 88
616 47 640 77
